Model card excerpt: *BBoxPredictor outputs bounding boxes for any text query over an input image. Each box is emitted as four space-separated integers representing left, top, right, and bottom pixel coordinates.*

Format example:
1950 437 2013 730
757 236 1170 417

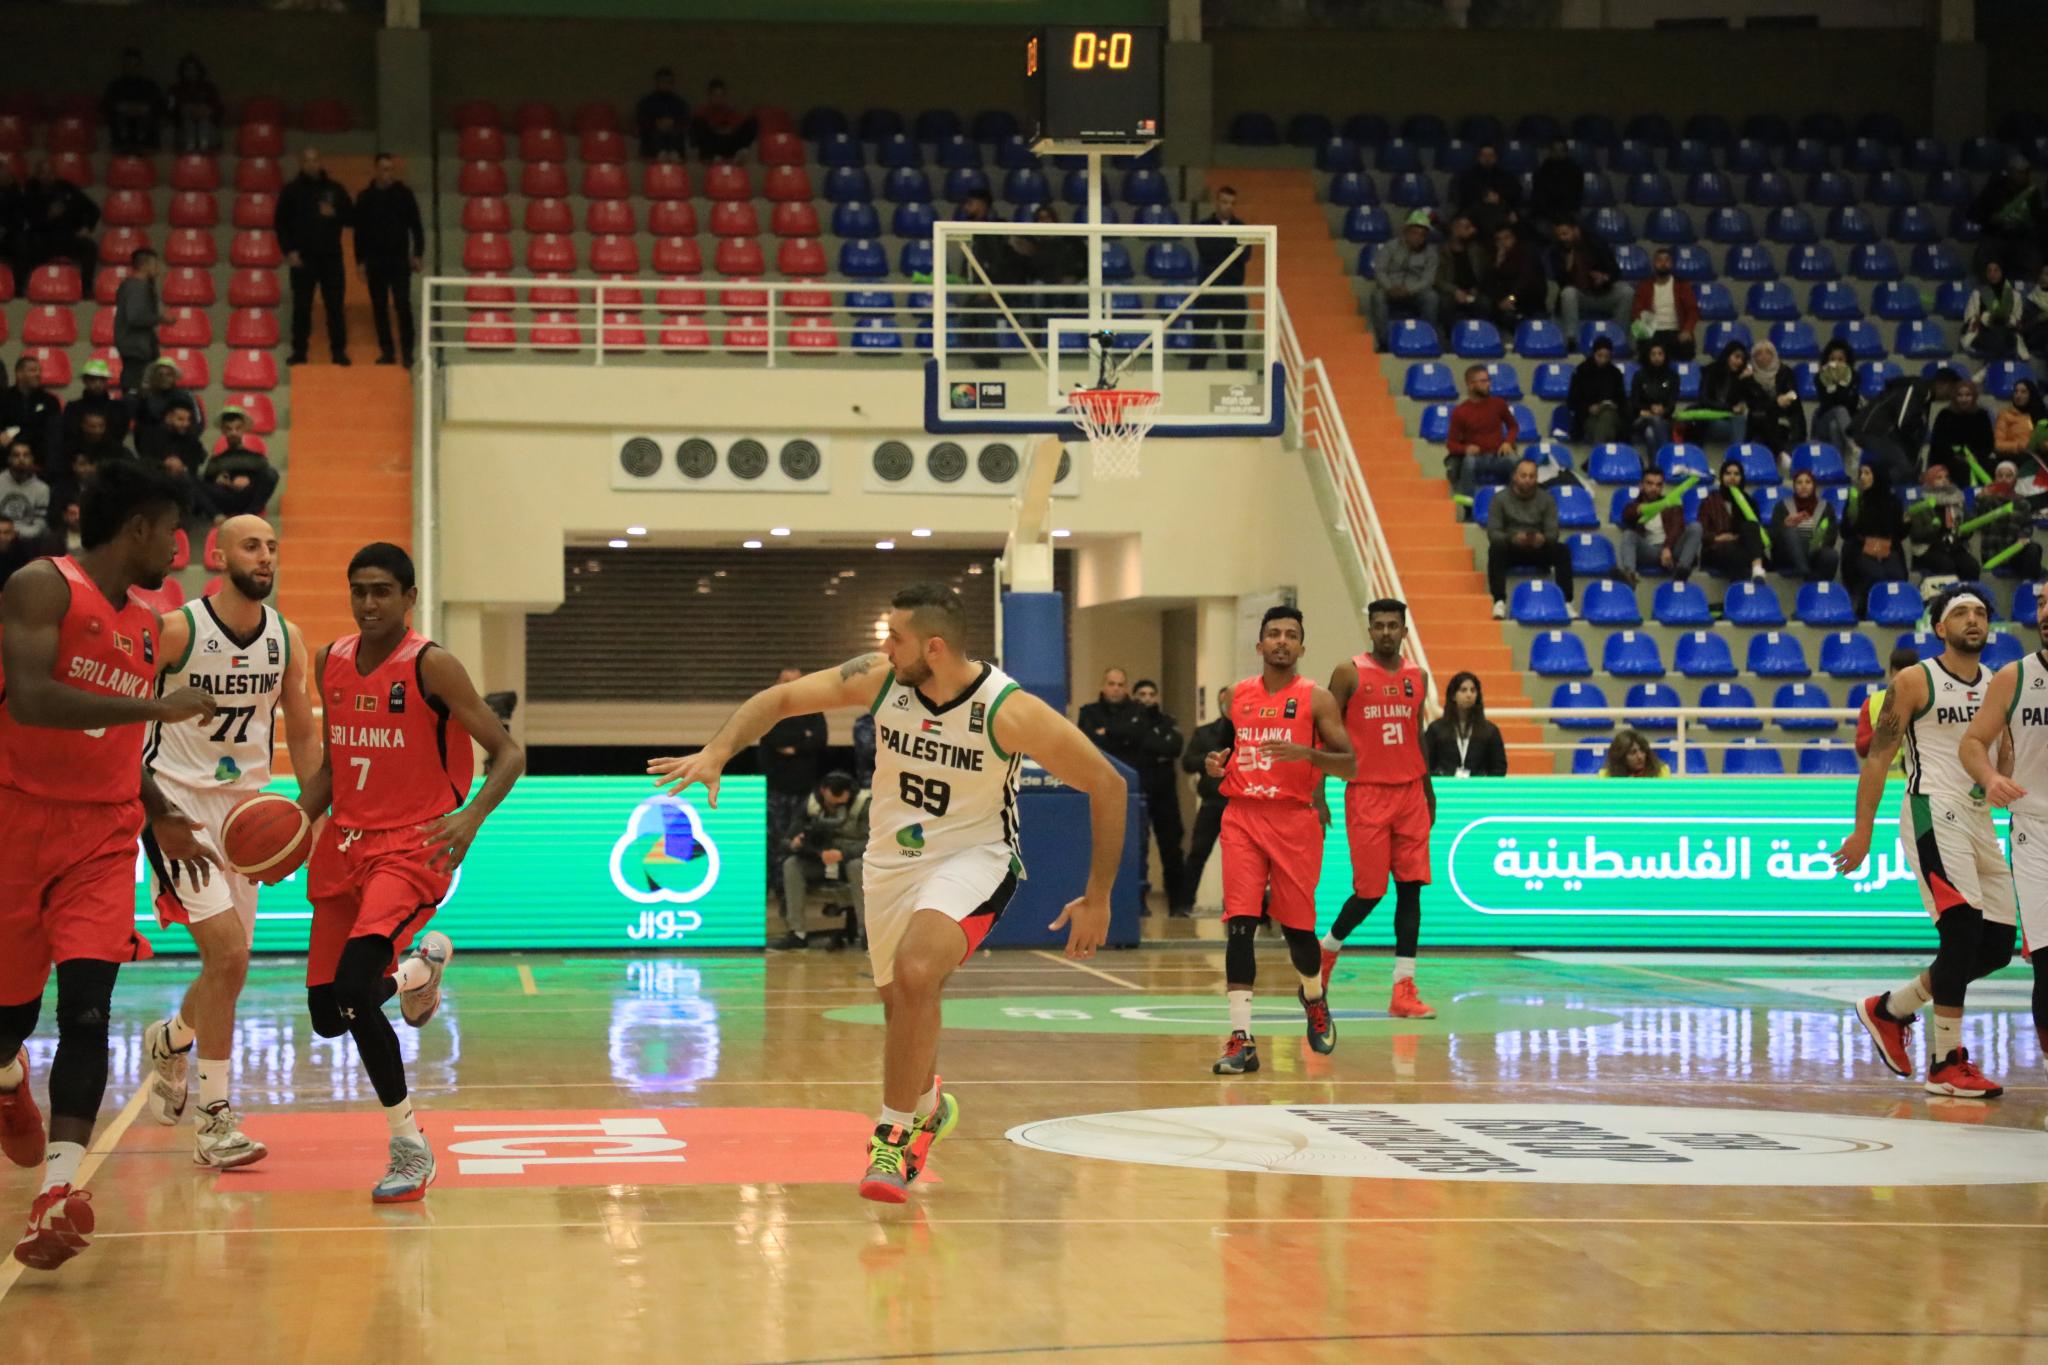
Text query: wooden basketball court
4 943 2045 1363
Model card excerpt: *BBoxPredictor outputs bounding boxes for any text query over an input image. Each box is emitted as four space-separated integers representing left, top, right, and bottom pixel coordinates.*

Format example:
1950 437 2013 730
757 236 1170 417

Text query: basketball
219 793 312 884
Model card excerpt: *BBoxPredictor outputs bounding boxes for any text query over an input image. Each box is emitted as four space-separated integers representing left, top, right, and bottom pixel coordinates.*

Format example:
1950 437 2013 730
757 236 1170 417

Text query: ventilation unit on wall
863 438 1080 496
610 434 833 492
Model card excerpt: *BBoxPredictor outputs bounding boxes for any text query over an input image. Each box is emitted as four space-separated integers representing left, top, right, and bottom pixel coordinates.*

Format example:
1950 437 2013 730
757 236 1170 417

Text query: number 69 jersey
146 600 290 791
865 662 1023 871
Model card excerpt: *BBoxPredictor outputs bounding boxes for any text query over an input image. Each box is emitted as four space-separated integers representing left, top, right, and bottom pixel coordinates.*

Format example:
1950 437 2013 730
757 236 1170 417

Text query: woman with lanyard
1698 457 1769 582
1422 672 1508 778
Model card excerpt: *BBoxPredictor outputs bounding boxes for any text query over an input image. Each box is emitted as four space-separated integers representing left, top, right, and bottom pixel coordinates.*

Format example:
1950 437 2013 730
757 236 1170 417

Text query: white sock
1887 977 1931 1019
166 1012 196 1052
41 1141 84 1194
384 1098 422 1144
1393 956 1417 982
878 1104 916 1132
0 1054 22 1090
1298 972 1324 1002
1932 1011 1962 1061
198 1058 228 1111
392 958 431 993
1320 934 1342 954
1227 989 1254 1036
915 1082 939 1121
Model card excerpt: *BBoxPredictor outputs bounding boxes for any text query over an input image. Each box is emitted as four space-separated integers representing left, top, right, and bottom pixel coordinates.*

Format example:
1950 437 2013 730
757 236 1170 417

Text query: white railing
1488 705 1863 775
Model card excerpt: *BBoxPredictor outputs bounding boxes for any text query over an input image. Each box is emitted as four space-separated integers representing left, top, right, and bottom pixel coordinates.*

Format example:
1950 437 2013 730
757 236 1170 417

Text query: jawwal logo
612 796 723 939
896 823 926 854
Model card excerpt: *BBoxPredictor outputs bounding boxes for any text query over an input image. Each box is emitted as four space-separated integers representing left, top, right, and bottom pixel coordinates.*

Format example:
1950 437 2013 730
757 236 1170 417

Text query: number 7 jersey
322 631 474 830
865 662 1023 871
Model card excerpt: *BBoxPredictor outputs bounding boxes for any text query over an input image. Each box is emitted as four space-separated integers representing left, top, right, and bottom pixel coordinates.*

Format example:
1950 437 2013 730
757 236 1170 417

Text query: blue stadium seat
1981 360 2033 400
2016 583 2044 621
1627 171 1676 207
1687 171 1735 207
1724 740 1785 774
1700 682 1762 731
1806 281 1862 321
1745 282 1798 321
1856 360 1903 398
1603 631 1666 677
1983 632 2026 671
1865 581 1922 627
1865 171 1914 208
1573 739 1610 774
1144 241 1195 282
831 200 881 237
1134 203 1180 226
1656 442 1713 481
1962 135 2007 172
916 110 962 143
1403 363 1458 401
876 133 922 169
1673 629 1736 677
1567 531 1615 577
892 201 936 238
824 166 874 203
1121 169 1169 206
1654 743 1711 775
1316 137 1364 173
1887 205 1937 244
1733 443 1780 487
1515 319 1567 358
858 108 907 143
1551 681 1613 730
1646 208 1696 244
1533 362 1574 401
1581 578 1641 625
1747 632 1812 677
1288 113 1336 147
838 238 888 278
1785 135 1833 173
1554 484 1599 529
1766 207 1817 245
1390 320 1442 358
1614 244 1651 280
1587 207 1631 244
846 287 896 312
1059 169 1091 205
883 167 933 203
1375 138 1422 173
1654 581 1712 626
943 166 991 201
1695 282 1736 321
897 239 933 277
1419 404 1452 443
1789 443 1848 485
1799 742 1859 775
1769 320 1820 360
801 106 850 140
1872 281 1925 321
1774 682 1838 730
1925 169 1969 206
1344 205 1393 243
1530 630 1593 677
1845 681 1878 714
1850 245 1903 282
1725 138 1771 174
1625 682 1682 730
1725 244 1777 281
1744 171 1795 208
994 135 1039 170
1896 629 1942 659
1509 403 1540 442
1582 171 1618 209
1434 141 1475 175
1912 244 1963 281
1725 580 1786 627
1788 246 1839 281
1387 173 1437 207
1578 321 1630 356
1097 241 1133 282
1610 139 1653 174
1795 581 1857 626
1896 320 1949 360
850 314 904 352
1705 204 1758 244
1845 137 1892 173
1002 167 1050 205
1819 631 1883 678
1827 206 1877 244
817 132 864 168
1452 320 1505 358
1807 170 1856 207
1589 443 1645 484
1328 172 1376 207
1484 362 1524 400
1703 321 1753 354
1228 113 1280 145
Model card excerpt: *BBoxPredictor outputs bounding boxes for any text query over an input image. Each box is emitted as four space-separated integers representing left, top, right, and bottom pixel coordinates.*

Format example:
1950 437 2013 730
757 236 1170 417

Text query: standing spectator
1548 219 1628 345
126 357 201 439
114 247 163 383
1529 139 1584 232
1630 338 1680 452
1630 246 1698 360
0 161 24 284
1564 333 1628 443
759 665 829 877
1189 185 1247 371
1960 260 2029 364
691 79 758 163
276 147 353 367
1770 468 1840 582
1485 457 1574 619
1421 672 1508 778
1927 377 1995 486
1445 364 1519 501
951 190 1006 368
0 355 62 468
355 153 426 369
1179 685 1232 908
1129 679 1190 916
1435 214 1488 325
18 158 100 280
1367 210 1440 348
1076 670 1174 904
1971 460 2044 581
774 773 869 950
1449 143 1521 238
1841 460 1909 616
100 49 165 155
1811 339 1860 455
635 68 690 161
1856 646 1919 763
1906 462 1979 580
1690 340 1751 446
1480 221 1547 327
1617 467 1701 586
1849 367 1959 489
167 55 224 154
1967 156 2045 278
200 409 278 519
0 517 32 588
1600 729 1667 778
0 437 50 546
65 361 129 450
851 711 876 790
1698 457 1770 582
1742 339 1805 455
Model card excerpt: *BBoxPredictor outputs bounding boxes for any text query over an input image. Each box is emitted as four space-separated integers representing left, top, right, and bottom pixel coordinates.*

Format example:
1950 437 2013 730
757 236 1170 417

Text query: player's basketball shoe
1213 1031 1260 1075
143 1019 191 1125
1318 947 1339 995
399 932 453 1028
12 1186 93 1271
1926 1047 2003 1099
371 1135 436 1203
1855 993 1916 1078
0 1050 45 1168
858 1124 913 1204
1389 978 1436 1019
193 1102 268 1170
1300 990 1337 1055
906 1080 958 1184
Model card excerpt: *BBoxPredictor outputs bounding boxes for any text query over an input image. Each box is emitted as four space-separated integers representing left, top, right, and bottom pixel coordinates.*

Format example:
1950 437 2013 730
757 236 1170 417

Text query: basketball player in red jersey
1319 599 1438 1018
292 543 524 1203
1204 605 1354 1074
0 461 221 1270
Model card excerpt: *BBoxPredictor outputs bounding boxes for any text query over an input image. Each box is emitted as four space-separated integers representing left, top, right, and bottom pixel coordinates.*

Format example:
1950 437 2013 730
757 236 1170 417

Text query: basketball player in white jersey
1834 584 2012 1098
649 583 1125 1203
1957 582 2048 1077
140 516 321 1164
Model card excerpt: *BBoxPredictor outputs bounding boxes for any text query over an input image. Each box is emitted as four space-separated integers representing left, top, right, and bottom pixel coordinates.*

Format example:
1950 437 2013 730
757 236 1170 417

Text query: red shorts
305 821 451 988
0 786 151 1002
1344 779 1434 898
1220 800 1325 932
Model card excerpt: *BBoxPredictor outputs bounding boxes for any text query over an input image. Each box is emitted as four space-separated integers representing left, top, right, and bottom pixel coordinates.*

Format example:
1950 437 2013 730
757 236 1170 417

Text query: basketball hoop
1067 387 1160 480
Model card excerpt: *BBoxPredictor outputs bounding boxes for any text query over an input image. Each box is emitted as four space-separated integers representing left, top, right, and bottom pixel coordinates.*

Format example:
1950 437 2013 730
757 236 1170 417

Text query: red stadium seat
458 160 508 196
235 122 285 159
48 151 93 188
235 158 284 194
466 310 516 350
770 200 820 238
27 263 82 303
514 101 560 132
643 161 691 200
519 126 567 162
165 267 217 307
715 239 766 276
525 233 577 272
105 155 155 191
47 117 94 156
777 238 828 277
573 102 619 135
763 164 813 202
452 100 502 130
22 305 76 347
784 286 831 310
103 189 153 226
89 306 113 345
461 196 511 232
590 235 641 273
788 314 840 351
704 163 752 201
522 197 573 233
170 191 219 228
722 316 769 352
239 96 287 126
165 228 218 267
91 265 128 305
134 579 185 614
229 231 282 268
659 317 711 351
754 106 796 137
527 275 577 306
89 346 124 386
710 201 761 237
159 308 212 348
530 311 583 349
580 129 627 164
170 154 221 192
0 314 11 345
647 199 698 236
653 237 704 275
656 278 707 311
597 275 645 307
464 276 514 304
457 125 505 161
225 269 278 309
26 348 71 388
580 162 630 200
520 160 570 198
202 525 223 569
718 280 768 310
227 394 276 432
227 308 281 348
301 100 353 134
231 193 275 230
163 348 210 388
585 198 635 235
200 577 222 598
98 228 150 265
0 270 11 304
461 234 515 273
222 350 277 391
758 131 805 166
600 311 647 351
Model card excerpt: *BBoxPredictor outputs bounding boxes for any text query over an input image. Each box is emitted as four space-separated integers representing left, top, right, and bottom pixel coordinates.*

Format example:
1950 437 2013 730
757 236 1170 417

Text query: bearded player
140 515 321 1169
650 583 1123 1202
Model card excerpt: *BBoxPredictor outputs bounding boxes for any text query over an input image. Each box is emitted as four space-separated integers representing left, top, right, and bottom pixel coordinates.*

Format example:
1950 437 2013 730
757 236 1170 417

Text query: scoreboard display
1028 25 1163 145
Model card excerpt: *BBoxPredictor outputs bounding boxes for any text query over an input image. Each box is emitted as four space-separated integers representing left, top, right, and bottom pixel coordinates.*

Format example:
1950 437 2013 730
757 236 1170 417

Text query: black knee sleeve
1225 917 1258 986
332 936 397 1021
307 984 348 1038
0 997 42 1057
48 960 118 1122
2033 953 2048 1034
1928 907 1985 1007
1281 925 1323 979
1393 880 1424 958
1973 919 2016 979
1331 894 1379 942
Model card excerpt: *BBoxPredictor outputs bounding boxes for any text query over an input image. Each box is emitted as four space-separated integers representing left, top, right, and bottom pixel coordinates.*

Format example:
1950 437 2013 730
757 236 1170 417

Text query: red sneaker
13 1186 93 1271
1855 993 1915 1078
1318 947 1339 995
1925 1047 2003 1099
0 1050 44 1168
1389 978 1436 1019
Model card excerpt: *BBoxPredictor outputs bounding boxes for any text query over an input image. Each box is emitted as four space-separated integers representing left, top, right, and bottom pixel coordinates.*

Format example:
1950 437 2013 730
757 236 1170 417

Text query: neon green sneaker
907 1079 958 1183
858 1123 913 1204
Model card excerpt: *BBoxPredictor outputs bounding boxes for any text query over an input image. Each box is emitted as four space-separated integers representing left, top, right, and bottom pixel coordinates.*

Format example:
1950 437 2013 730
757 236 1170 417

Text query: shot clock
1028 25 1163 145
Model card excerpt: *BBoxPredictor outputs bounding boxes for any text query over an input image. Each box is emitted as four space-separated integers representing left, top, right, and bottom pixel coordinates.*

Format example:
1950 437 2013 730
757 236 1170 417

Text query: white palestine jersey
1903 657 1988 806
866 662 1024 872
146 599 289 792
2003 651 2048 819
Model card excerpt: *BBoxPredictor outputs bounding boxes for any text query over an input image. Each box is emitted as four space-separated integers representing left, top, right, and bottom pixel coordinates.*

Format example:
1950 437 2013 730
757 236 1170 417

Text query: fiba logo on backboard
611 795 723 939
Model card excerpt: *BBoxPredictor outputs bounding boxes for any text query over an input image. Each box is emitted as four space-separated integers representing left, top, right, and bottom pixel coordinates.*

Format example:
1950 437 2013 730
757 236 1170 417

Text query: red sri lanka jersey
0 556 160 805
323 630 473 830
1344 652 1427 785
1220 673 1321 805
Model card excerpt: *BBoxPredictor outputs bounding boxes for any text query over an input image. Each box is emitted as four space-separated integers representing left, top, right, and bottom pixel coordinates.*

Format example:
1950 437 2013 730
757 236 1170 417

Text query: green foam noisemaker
1675 407 1732 421
1985 539 2031 571
1956 501 2020 538
1636 475 1700 518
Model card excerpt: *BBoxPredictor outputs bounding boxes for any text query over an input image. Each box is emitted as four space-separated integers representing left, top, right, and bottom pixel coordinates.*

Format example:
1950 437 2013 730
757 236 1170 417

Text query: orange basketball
220 793 313 884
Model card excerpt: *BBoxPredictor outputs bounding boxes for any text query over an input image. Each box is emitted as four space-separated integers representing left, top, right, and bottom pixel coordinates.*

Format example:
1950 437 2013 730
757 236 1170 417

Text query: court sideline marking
1030 949 1144 991
0 1084 150 1304
516 964 539 996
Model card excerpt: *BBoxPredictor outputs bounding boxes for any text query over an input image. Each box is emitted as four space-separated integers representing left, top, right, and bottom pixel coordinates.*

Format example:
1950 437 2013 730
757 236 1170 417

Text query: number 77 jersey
322 630 474 830
864 662 1024 870
146 599 290 791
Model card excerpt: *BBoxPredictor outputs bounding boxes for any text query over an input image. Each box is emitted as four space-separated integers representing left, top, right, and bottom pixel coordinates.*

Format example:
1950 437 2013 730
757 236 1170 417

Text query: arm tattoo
1874 689 1906 741
838 652 885 681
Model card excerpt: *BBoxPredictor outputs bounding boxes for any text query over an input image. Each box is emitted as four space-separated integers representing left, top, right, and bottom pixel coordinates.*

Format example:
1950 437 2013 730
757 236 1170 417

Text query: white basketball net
1068 388 1160 480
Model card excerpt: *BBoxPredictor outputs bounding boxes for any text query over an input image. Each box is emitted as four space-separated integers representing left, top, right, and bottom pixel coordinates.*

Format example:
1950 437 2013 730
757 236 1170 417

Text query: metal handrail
1487 704 1863 776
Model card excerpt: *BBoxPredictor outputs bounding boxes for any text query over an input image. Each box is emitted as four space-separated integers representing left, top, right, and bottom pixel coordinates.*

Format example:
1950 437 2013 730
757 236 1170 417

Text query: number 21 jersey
866 662 1023 871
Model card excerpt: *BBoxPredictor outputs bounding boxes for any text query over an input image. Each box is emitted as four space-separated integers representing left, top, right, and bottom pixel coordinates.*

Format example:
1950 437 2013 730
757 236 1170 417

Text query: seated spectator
1549 218 1629 345
690 78 758 163
101 48 165 155
201 409 278 520
138 405 212 527
1927 377 1995 486
1449 143 1520 239
1994 379 2044 459
773 772 870 950
0 516 32 588
65 410 133 468
1445 363 1519 501
0 355 63 469
1841 461 1909 615
1850 366 1959 489
63 359 130 451
128 359 202 439
0 437 50 547
1630 339 1680 452
1600 728 1668 778
1630 246 1698 361
1435 214 1488 324
1743 339 1805 456
1688 340 1750 446
1369 210 1440 346
1967 155 2044 278
1907 462 1979 580
1485 457 1574 620
2027 265 2048 358
167 54 224 154
1480 221 1546 327
1618 466 1702 587
1698 457 1770 582
636 67 689 161
1856 646 1917 765
1812 339 1860 455
1421 672 1509 777
1973 459 2044 581
1565 333 1628 443
51 498 82 556
1529 139 1583 232
16 157 101 282
1961 260 2030 364
1770 468 1841 582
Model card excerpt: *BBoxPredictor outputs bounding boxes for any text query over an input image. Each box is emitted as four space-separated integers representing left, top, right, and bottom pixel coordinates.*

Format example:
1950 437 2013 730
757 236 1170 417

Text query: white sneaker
193 1102 267 1169
1490 600 1506 619
1565 602 1580 620
143 1020 189 1126
371 1134 436 1203
399 932 453 1028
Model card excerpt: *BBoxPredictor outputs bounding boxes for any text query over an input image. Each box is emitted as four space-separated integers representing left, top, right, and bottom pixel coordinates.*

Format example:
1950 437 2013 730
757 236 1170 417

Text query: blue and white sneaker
371 1134 435 1203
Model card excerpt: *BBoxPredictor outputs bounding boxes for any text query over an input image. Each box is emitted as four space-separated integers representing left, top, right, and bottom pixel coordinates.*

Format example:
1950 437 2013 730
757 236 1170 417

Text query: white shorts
860 843 1018 988
2005 812 2048 954
149 782 263 942
1898 794 2015 925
